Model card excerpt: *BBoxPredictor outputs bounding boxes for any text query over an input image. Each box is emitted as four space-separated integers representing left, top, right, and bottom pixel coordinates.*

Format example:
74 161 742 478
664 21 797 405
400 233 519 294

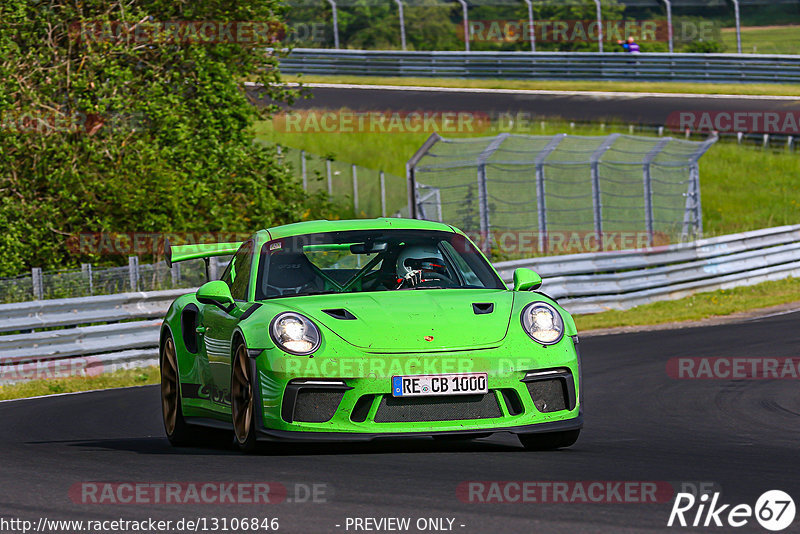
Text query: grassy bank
0 366 159 401
721 25 800 55
574 277 800 331
285 75 800 97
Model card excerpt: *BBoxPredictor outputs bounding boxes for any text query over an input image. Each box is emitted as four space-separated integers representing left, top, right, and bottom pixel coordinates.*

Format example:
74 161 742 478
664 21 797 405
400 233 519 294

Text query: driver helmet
395 244 448 278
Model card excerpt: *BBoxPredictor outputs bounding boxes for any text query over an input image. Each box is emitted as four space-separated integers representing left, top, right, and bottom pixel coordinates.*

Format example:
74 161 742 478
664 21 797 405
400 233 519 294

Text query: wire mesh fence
407 132 716 258
276 146 408 218
0 257 229 304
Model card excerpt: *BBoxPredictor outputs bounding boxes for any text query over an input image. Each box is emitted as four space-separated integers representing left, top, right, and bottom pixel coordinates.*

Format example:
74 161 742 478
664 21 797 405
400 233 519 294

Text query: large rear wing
165 239 242 280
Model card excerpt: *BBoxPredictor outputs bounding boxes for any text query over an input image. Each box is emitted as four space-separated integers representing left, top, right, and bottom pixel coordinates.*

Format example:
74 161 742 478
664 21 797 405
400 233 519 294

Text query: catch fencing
2 224 799 383
280 49 800 84
407 132 716 254
276 145 407 218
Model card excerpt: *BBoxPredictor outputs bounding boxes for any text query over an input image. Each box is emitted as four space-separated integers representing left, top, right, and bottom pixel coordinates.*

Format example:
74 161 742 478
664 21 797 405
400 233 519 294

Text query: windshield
254 229 505 299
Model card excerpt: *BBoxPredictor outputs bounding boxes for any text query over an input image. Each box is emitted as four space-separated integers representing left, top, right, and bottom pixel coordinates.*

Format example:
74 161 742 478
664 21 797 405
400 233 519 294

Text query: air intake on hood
322 308 357 320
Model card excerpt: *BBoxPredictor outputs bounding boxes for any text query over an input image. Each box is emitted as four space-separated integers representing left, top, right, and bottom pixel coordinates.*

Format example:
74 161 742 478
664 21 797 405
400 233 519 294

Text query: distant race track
248 83 800 126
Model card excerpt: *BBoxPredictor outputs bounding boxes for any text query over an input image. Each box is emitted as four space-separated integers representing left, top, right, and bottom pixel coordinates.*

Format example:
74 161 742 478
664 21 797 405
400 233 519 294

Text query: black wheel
161 334 195 446
519 429 580 451
231 340 258 453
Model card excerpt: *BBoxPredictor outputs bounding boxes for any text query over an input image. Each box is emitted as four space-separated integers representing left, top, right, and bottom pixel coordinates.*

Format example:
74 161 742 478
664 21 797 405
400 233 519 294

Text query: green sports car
160 218 582 452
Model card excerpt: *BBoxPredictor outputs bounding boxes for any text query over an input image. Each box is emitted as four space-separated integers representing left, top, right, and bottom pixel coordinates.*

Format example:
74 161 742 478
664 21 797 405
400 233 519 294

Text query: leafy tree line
0 0 336 278
285 0 800 52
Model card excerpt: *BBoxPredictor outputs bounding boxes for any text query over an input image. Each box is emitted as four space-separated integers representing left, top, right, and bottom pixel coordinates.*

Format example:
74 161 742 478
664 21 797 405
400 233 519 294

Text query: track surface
260 84 800 126
2 310 800 533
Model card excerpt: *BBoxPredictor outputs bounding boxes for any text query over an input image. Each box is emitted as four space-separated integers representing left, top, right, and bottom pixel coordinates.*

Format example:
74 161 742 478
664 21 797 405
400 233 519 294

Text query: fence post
326 159 333 196
662 0 673 53
395 0 407 51
128 256 140 292
81 263 93 296
208 257 219 281
301 150 307 191
352 164 359 213
475 133 510 253
589 133 620 251
380 171 387 217
31 267 43 300
327 0 340 49
534 134 566 254
642 138 671 247
732 0 742 54
457 0 470 52
593 0 603 53
171 263 181 287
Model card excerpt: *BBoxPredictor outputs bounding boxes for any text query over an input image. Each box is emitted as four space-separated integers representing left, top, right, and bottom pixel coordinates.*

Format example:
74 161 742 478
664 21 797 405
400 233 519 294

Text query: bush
0 0 337 277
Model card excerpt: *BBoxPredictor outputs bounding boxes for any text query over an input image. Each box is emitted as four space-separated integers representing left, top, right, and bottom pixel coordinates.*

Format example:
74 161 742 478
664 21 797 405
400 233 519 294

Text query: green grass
286 74 800 97
721 25 800 55
255 115 800 238
0 366 159 401
575 277 800 331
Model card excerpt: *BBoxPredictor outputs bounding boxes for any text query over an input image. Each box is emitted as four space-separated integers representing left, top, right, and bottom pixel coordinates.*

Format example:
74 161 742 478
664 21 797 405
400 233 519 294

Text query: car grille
293 390 344 423
374 393 502 423
525 378 568 413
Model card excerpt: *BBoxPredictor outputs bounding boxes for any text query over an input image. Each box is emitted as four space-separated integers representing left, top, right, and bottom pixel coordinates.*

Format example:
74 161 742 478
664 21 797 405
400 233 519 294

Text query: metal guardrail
2 224 800 383
495 224 800 314
280 49 800 84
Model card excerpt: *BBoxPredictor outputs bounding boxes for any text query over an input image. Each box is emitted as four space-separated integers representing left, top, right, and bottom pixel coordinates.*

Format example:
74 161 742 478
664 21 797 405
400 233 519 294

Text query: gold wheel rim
160 337 179 435
232 344 253 444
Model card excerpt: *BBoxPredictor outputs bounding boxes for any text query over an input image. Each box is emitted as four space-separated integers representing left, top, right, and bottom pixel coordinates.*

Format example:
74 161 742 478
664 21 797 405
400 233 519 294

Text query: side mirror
196 280 234 308
513 268 542 291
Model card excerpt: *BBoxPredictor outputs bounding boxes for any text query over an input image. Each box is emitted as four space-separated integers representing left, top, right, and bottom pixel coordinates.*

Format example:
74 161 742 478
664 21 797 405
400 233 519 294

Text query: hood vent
322 308 357 320
472 303 494 315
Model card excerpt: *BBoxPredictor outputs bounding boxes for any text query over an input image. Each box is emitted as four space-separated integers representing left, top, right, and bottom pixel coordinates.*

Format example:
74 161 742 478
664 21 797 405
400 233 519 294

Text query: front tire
231 340 258 453
161 334 195 446
519 429 580 451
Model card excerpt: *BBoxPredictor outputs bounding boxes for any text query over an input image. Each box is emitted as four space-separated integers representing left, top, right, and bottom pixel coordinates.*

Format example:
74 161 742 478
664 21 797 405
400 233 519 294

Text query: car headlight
521 302 564 345
270 312 321 355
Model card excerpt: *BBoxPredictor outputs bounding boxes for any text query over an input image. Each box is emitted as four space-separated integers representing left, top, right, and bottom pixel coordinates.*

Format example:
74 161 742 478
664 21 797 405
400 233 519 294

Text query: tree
0 0 327 276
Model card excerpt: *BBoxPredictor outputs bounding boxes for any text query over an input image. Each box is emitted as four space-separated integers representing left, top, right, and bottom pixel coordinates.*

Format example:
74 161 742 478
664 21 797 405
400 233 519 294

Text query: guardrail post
31 267 43 300
326 159 333 196
128 256 140 292
589 133 620 251
352 164 359 213
81 263 93 296
301 150 307 191
380 171 387 217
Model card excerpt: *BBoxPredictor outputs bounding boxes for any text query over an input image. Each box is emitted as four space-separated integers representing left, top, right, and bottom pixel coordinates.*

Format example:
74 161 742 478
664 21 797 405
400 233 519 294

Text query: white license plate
391 373 488 397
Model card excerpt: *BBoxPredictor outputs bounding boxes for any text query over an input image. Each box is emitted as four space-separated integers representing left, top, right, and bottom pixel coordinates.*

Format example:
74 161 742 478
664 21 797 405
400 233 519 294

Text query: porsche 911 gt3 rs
160 218 582 452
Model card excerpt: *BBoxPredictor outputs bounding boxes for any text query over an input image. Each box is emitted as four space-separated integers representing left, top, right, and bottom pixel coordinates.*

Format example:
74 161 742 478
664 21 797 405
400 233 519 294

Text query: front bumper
252 336 582 439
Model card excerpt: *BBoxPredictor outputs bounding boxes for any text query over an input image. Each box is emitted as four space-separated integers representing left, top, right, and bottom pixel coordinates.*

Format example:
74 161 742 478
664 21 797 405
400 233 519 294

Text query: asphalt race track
2 310 799 533
254 83 800 126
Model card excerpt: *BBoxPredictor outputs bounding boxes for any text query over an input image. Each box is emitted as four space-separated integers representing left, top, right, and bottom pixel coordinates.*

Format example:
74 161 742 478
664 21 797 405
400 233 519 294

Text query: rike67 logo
668 490 795 531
